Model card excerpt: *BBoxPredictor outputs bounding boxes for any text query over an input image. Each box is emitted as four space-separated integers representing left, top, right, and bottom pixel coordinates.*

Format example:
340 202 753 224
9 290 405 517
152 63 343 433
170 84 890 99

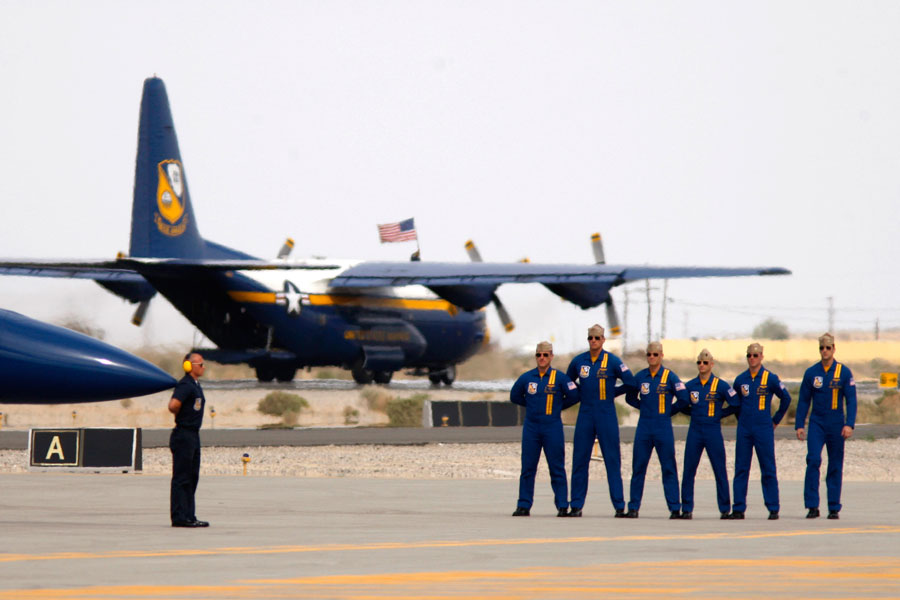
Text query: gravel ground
3 438 899 481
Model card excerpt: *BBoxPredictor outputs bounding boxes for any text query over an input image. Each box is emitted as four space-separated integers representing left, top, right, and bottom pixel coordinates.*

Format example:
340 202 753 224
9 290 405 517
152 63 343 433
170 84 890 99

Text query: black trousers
170 427 201 523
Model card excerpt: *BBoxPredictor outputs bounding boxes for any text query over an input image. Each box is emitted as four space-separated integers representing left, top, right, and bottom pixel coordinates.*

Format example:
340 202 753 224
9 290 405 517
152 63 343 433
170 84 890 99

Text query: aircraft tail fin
129 77 205 259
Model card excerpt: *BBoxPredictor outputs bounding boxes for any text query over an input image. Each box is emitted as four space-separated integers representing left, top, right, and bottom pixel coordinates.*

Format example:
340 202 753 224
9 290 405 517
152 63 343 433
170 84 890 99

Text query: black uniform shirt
172 373 205 430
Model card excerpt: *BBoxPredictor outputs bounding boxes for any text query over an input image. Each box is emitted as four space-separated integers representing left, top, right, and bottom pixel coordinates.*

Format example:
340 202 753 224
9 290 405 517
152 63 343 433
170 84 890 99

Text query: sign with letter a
30 430 79 466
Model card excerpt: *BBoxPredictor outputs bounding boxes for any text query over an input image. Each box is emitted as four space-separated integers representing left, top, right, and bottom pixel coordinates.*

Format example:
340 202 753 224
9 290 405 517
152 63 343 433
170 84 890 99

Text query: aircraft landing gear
275 367 297 382
428 365 456 386
441 364 456 386
351 366 374 385
256 365 275 382
372 371 393 384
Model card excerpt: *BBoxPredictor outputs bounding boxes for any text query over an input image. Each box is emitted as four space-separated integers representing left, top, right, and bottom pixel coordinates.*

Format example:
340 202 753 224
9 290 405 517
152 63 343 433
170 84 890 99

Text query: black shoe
806 508 820 519
568 508 582 517
614 509 626 518
624 509 639 518
191 519 210 527
557 508 569 517
172 520 204 528
670 510 681 519
730 511 745 520
720 512 731 520
827 510 839 520
512 507 530 517
680 511 692 520
768 511 779 520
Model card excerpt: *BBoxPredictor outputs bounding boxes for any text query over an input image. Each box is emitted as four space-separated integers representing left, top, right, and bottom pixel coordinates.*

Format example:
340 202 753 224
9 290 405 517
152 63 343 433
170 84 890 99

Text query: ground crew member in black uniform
795 333 857 519
510 341 580 517
169 352 209 527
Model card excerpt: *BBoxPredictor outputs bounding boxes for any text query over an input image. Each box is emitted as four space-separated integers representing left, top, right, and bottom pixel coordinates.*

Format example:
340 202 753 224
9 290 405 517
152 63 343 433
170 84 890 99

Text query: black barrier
28 428 141 472
429 401 525 427
30 430 79 466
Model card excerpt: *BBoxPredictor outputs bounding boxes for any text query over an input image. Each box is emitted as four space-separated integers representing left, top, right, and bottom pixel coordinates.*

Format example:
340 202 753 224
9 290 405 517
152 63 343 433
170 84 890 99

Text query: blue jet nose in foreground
0 309 176 403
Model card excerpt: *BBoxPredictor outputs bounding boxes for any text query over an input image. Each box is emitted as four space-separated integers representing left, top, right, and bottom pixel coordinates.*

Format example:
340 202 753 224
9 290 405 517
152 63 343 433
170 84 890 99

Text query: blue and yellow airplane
0 77 790 385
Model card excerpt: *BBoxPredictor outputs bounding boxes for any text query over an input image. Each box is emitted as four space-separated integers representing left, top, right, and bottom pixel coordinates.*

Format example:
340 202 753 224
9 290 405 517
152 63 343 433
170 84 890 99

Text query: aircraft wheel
256 366 275 382
351 366 374 385
275 367 297 382
441 365 457 386
428 371 442 386
372 371 393 384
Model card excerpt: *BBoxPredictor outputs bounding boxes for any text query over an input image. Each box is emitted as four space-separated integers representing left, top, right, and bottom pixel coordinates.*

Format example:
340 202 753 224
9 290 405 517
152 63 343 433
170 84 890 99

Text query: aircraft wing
0 259 145 282
329 262 789 287
328 261 790 310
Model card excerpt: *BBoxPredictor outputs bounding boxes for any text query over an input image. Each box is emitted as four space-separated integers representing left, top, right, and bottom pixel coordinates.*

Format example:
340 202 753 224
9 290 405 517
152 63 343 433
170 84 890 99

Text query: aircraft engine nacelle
426 285 496 311
542 282 613 310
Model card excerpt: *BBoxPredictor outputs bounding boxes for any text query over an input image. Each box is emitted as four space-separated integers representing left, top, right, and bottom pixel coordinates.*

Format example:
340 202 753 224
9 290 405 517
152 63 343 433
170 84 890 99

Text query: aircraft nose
0 309 177 403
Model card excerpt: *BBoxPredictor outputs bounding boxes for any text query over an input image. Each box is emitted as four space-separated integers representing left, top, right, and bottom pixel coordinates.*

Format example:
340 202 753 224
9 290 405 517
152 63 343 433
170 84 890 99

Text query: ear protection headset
183 359 193 372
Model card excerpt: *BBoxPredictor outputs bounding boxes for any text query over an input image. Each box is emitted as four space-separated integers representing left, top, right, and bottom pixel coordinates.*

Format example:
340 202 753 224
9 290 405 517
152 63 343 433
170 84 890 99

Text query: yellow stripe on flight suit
833 363 842 410
659 369 670 414
709 378 719 417
546 369 557 415
598 354 609 400
759 370 769 410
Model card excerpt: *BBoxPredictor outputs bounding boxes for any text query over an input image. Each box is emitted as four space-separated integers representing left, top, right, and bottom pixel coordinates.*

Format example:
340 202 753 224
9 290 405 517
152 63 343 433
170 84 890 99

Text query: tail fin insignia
155 159 188 235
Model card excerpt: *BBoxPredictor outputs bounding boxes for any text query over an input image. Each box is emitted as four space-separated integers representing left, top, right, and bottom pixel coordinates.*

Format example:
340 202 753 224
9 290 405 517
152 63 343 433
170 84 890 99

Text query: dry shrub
386 393 427 427
360 386 393 412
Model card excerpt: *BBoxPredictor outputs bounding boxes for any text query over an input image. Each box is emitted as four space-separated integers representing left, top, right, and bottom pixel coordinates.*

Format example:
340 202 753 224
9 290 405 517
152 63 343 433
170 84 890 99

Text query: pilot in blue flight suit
510 341 580 517
673 349 739 519
566 324 636 518
731 342 791 520
624 341 689 519
795 333 856 519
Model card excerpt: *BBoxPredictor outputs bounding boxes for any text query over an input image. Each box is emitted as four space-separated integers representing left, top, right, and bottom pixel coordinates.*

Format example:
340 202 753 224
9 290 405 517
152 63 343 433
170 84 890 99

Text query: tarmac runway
1 473 899 599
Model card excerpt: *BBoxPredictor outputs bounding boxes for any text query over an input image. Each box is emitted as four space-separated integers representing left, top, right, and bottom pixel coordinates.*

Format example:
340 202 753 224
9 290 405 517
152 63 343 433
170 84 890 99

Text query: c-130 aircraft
0 78 789 385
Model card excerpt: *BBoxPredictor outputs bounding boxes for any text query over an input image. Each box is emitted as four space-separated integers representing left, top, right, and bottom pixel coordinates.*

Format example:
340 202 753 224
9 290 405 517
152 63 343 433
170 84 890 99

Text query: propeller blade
464 239 483 262
277 237 295 259
466 240 514 332
591 232 606 264
605 297 621 337
491 293 515 332
131 299 151 327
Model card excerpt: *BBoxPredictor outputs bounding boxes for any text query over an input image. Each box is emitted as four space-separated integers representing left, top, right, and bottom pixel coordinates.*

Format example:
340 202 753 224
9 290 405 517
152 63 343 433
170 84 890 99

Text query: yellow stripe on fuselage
227 291 458 314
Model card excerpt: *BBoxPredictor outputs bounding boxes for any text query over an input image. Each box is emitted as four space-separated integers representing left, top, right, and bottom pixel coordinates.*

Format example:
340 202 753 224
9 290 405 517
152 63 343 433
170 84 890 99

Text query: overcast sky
1 1 898 354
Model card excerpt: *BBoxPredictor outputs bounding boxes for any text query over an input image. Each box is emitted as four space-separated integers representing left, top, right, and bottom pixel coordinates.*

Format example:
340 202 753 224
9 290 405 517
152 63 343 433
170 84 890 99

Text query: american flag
377 218 417 243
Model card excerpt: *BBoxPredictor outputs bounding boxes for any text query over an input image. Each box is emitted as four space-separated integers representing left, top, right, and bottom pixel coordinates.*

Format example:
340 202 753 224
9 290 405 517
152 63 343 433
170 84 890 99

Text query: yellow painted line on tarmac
1 526 898 564
1 557 899 600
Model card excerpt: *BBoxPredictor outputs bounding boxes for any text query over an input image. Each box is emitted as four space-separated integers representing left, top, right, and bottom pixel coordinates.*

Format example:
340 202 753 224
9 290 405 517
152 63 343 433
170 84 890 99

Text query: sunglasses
819 345 833 351
535 353 550 358
587 336 603 341
192 362 205 367
746 353 760 358
696 360 709 365
646 352 660 357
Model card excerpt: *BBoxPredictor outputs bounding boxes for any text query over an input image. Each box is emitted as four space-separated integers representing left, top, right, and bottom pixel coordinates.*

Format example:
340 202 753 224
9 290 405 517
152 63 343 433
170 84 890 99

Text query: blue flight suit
510 367 580 511
625 366 689 512
731 367 791 513
567 350 636 512
795 361 857 513
673 375 739 514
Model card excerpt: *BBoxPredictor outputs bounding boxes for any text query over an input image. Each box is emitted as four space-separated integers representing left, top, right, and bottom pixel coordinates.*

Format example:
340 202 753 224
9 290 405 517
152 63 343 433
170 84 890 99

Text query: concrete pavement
1 473 898 598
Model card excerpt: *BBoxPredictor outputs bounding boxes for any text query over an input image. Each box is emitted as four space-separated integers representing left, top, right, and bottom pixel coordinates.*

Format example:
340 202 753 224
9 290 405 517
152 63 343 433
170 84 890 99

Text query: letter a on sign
45 435 65 460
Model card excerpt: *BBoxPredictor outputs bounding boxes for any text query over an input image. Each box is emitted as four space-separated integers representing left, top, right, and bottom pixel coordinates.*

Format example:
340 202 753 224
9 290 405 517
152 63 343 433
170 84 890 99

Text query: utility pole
661 279 669 339
623 287 630 355
827 296 834 332
645 279 652 345
875 318 880 341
